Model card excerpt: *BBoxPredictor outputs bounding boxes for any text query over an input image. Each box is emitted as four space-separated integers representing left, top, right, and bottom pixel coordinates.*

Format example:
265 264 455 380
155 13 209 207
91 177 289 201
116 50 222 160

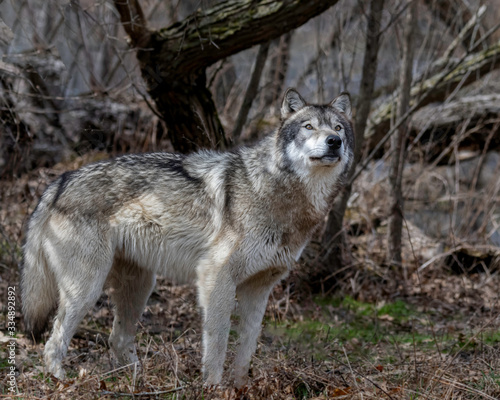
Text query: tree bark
387 1 417 268
319 0 385 283
114 0 341 153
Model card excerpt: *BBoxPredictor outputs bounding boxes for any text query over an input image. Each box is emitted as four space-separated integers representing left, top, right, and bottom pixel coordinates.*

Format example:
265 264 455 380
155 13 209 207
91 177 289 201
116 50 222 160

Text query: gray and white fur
21 88 354 387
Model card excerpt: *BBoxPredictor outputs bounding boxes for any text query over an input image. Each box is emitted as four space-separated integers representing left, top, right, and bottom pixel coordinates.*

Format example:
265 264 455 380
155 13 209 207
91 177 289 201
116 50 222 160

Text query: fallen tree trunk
405 94 500 161
410 93 500 132
365 40 500 154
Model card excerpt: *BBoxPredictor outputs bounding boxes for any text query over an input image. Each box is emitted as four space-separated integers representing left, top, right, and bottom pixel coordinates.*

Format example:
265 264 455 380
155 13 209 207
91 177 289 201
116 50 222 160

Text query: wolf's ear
281 88 306 118
330 92 352 118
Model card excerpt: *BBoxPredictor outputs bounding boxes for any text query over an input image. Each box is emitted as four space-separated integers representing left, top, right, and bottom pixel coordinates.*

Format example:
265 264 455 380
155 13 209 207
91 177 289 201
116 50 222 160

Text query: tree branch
113 0 150 47
142 0 340 77
422 0 488 49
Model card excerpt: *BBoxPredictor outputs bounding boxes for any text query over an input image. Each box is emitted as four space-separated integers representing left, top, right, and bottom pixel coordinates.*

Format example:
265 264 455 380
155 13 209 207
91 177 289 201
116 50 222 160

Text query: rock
352 151 500 248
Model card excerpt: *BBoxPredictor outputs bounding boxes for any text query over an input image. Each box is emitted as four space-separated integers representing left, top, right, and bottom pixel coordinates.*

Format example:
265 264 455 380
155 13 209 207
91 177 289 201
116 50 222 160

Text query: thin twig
99 386 185 397
441 5 486 60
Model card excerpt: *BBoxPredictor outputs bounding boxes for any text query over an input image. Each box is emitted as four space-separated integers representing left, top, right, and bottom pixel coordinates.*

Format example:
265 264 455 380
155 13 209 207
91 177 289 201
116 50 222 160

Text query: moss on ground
265 296 500 365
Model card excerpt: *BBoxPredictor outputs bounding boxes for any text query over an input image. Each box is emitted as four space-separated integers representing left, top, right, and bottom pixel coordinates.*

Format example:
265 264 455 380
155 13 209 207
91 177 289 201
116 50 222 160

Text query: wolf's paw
47 364 66 380
109 339 139 366
234 376 249 390
125 361 142 374
233 366 249 389
202 368 223 389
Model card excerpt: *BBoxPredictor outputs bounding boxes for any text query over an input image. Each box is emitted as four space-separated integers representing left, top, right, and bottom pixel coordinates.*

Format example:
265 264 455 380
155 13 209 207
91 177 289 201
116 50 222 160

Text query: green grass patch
315 295 415 322
266 296 458 362
481 330 500 345
267 295 500 367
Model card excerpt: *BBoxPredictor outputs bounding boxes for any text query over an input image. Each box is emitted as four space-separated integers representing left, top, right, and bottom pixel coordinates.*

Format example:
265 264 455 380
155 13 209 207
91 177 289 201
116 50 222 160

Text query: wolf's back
21 182 60 339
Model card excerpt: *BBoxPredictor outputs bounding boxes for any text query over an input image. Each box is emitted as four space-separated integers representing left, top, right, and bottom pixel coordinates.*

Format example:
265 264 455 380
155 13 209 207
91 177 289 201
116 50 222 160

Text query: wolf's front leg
233 271 283 388
198 271 236 386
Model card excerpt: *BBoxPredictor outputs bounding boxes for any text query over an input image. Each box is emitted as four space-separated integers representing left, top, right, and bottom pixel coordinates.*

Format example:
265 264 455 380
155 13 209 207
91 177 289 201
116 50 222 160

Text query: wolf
21 88 354 387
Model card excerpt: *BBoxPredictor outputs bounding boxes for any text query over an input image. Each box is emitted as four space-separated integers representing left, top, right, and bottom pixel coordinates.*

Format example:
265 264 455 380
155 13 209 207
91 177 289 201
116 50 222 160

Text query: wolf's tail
21 190 59 340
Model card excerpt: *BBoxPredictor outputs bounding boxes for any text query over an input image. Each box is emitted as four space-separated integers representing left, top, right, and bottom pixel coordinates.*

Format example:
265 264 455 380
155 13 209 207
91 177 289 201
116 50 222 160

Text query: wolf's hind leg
44 262 111 379
108 261 156 366
233 270 284 388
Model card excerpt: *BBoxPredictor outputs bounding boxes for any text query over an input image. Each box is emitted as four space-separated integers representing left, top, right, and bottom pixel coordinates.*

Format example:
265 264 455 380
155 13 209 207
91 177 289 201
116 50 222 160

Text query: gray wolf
21 88 354 387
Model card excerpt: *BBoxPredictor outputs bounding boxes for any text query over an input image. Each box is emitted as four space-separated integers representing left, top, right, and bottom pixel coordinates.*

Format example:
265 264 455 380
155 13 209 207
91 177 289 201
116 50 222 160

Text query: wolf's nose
326 135 342 149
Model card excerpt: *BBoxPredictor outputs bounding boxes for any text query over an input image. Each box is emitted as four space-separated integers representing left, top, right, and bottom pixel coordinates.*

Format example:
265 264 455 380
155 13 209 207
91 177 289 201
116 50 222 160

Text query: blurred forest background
1 0 500 398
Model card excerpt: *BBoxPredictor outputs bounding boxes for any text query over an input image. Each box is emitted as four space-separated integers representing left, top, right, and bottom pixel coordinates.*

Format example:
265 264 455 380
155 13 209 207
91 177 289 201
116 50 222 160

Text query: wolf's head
277 88 354 179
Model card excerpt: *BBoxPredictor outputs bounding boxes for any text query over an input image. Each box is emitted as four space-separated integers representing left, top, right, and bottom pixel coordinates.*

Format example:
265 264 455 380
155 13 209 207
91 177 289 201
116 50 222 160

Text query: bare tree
387 1 418 270
319 0 385 283
232 42 270 141
261 32 293 114
113 0 340 153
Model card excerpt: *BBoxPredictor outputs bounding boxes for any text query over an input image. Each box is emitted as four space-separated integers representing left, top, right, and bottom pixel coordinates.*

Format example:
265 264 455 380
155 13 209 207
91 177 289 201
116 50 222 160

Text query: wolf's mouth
310 155 340 162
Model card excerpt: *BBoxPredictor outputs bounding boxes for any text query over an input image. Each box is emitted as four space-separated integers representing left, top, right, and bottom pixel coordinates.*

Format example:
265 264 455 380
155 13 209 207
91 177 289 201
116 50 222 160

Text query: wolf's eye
305 124 313 130
335 125 342 131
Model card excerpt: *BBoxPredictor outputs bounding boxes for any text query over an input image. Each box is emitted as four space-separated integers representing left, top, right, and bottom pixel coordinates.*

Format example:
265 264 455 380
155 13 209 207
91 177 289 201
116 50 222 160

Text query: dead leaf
329 387 351 397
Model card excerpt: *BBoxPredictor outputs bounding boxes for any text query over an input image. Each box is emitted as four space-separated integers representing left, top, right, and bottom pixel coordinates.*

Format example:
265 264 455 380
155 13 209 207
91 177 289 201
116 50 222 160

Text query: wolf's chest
236 220 314 274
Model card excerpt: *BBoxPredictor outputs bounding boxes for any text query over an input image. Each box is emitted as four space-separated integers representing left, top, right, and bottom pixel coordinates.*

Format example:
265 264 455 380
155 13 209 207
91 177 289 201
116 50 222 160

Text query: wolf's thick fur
21 89 354 387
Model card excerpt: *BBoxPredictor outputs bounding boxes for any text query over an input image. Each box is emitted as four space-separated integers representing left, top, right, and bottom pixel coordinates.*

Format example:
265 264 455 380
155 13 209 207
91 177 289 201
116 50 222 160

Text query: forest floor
1 160 499 399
